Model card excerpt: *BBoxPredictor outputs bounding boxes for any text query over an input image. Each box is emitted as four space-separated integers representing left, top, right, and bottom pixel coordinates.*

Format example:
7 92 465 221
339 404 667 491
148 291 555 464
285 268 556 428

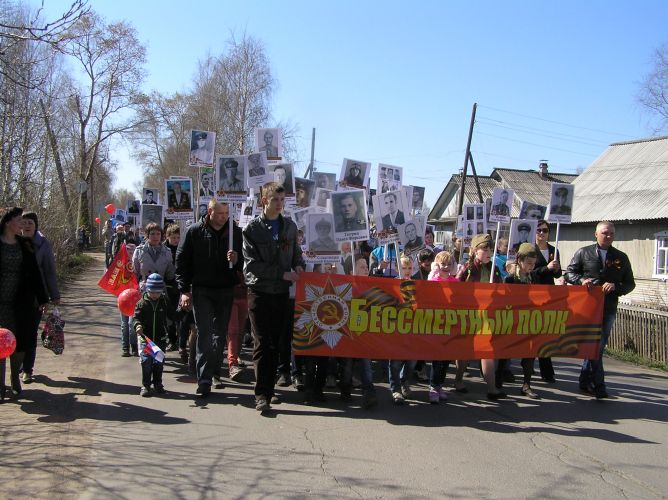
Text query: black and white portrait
307 213 338 254
142 188 158 204
294 177 315 209
314 172 336 191
466 206 474 221
400 220 425 255
246 152 267 177
489 187 513 223
374 190 408 234
267 163 295 196
331 189 369 242
411 186 425 211
217 155 246 194
508 219 538 260
288 206 309 229
140 204 164 229
340 158 370 189
546 183 574 223
255 128 281 159
198 168 215 197
314 188 332 210
189 129 215 167
519 201 547 220
127 200 140 215
377 163 403 193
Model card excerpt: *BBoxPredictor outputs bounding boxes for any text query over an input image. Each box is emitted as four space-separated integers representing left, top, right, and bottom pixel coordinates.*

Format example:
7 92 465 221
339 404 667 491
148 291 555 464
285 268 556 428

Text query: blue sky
42 1 668 207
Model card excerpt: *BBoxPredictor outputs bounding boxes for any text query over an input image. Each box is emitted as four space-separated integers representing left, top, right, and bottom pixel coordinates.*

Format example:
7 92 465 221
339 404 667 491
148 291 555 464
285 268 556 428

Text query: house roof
429 167 577 222
572 135 668 223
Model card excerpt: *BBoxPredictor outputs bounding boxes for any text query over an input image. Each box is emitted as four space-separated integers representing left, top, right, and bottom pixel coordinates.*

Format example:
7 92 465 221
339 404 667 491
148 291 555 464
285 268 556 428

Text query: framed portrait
198 167 216 198
287 206 310 229
372 189 408 244
142 188 159 205
294 177 315 209
127 200 140 215
114 208 127 224
165 178 194 220
367 188 376 214
411 186 425 211
313 172 336 191
189 129 216 168
399 218 426 255
508 219 538 261
266 163 295 196
519 201 547 220
340 158 370 189
196 197 210 222
331 189 369 243
140 204 164 229
246 152 271 189
546 183 574 224
489 187 513 224
306 213 339 255
314 187 332 211
216 155 247 196
255 128 282 159
377 163 403 194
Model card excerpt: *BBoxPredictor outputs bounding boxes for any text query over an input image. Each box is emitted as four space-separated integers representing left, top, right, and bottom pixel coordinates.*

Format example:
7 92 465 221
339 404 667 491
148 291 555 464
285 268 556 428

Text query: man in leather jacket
176 200 243 396
564 221 635 399
243 182 305 412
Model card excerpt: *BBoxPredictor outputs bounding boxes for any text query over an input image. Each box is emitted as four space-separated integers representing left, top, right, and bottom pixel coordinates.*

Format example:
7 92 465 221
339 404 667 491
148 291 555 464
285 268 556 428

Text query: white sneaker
439 387 449 401
392 391 405 404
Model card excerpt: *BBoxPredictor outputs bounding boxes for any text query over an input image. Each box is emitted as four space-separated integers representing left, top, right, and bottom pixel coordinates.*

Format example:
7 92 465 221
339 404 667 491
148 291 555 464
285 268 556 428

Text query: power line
476 131 600 157
478 104 635 139
476 118 609 147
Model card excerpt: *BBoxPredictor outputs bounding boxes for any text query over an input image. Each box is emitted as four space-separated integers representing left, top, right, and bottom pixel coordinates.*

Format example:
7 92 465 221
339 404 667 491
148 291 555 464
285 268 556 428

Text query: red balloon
95 217 101 224
0 328 16 360
105 203 115 215
117 288 141 317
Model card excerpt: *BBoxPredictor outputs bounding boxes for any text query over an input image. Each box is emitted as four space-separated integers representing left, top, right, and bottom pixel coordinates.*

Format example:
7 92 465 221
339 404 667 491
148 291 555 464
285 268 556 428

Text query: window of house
654 231 668 278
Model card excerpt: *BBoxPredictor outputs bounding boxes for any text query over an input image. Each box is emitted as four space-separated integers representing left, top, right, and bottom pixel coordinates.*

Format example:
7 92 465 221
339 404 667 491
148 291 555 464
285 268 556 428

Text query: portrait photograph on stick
140 204 164 229
546 183 574 223
331 189 369 242
189 129 215 167
165 178 194 219
489 187 513 223
519 200 547 220
508 218 537 261
142 188 158 204
255 127 282 159
340 158 370 189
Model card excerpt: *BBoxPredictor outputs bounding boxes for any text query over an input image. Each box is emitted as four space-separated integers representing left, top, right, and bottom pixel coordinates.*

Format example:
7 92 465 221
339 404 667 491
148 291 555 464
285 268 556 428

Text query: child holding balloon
133 273 174 397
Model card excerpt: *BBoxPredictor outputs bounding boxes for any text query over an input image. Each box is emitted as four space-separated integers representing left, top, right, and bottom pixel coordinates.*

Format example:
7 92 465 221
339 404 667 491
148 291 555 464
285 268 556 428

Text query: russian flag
142 335 165 363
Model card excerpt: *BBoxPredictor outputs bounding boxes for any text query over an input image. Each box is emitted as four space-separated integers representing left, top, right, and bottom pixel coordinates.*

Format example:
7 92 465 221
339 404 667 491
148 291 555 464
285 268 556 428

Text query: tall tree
638 43 668 133
65 11 146 227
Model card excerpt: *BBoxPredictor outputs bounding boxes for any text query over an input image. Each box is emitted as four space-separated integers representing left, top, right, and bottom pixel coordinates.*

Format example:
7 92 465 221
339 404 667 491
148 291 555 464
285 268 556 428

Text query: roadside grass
606 347 668 372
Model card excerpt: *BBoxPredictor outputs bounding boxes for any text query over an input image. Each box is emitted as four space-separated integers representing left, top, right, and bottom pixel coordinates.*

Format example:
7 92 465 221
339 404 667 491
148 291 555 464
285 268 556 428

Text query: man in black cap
550 186 571 215
512 222 531 252
190 131 212 165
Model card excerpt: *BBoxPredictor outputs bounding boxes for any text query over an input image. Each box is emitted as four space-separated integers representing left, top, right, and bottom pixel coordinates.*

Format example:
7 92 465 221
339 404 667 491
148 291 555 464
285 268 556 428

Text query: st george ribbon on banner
293 273 604 360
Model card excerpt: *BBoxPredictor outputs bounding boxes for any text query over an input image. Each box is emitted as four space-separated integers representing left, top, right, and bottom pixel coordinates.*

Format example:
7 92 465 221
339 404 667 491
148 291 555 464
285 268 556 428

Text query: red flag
98 243 139 296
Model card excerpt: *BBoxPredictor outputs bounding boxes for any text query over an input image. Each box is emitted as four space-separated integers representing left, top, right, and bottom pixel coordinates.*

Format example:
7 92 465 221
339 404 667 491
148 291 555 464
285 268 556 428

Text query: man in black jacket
243 182 305 412
564 221 635 399
176 200 243 396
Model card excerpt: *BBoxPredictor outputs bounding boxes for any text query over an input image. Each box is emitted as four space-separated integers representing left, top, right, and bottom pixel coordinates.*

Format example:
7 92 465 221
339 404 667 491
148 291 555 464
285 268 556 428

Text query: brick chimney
538 161 549 178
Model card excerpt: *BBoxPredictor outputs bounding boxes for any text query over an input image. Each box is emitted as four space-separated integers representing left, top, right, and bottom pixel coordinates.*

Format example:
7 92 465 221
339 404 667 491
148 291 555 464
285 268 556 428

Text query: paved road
2 252 667 499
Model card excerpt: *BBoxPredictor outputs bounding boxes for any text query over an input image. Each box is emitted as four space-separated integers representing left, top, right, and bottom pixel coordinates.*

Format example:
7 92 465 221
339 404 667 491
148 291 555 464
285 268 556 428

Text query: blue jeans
121 314 136 351
429 360 451 389
580 312 616 392
192 287 233 386
388 360 416 393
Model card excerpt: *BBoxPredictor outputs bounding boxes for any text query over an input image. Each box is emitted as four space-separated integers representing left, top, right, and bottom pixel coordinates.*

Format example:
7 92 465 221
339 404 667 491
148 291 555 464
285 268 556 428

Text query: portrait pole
229 217 234 269
350 241 356 276
490 221 501 283
554 222 561 256
395 243 401 275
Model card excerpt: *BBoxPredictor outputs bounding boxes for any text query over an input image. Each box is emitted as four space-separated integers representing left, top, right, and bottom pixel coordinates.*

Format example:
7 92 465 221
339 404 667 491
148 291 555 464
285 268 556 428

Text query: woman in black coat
0 207 48 398
533 219 562 382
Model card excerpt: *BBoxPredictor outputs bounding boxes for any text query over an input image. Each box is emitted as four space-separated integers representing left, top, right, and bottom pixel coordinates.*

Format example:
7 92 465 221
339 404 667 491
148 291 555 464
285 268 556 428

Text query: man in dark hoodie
176 199 243 397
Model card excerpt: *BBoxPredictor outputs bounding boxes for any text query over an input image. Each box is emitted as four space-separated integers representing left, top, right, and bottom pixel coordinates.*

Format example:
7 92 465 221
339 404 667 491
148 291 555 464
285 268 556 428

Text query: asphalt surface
2 252 667 499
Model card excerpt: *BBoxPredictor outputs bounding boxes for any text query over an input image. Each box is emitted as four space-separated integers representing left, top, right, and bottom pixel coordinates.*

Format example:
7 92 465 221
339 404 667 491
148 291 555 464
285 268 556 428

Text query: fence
609 304 668 364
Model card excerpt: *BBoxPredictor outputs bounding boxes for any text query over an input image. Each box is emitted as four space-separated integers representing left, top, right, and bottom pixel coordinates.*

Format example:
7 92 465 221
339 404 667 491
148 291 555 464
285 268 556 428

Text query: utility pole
304 128 316 179
457 103 477 217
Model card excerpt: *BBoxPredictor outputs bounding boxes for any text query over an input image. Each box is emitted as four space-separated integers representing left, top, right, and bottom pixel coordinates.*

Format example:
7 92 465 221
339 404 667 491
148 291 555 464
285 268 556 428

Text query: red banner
98 243 138 297
293 273 604 360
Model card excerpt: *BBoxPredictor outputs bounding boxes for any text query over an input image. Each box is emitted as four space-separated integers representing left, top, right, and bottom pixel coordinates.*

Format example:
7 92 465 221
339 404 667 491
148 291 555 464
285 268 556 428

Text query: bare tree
0 0 89 89
638 43 668 133
64 11 146 227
